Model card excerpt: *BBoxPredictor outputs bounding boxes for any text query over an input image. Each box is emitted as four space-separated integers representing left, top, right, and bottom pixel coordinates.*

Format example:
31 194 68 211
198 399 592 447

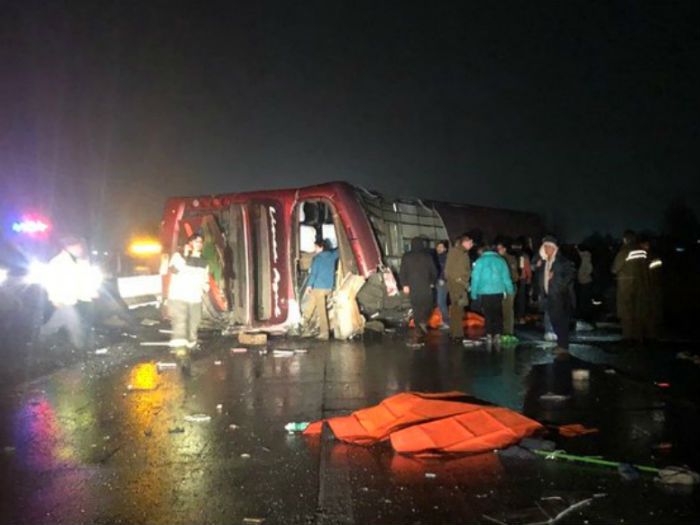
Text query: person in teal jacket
471 247 515 346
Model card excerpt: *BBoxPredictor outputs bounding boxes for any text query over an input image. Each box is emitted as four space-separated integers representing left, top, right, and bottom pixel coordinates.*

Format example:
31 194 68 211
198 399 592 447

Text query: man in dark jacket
400 237 438 334
538 236 575 352
444 234 474 340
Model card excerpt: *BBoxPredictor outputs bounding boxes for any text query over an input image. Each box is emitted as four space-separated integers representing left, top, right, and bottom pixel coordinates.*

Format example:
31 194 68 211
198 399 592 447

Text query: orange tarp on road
390 406 543 456
303 391 469 444
304 392 543 456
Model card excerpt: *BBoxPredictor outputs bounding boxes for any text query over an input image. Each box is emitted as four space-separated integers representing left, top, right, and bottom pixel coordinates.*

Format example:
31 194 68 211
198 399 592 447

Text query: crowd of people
26 228 664 375
397 229 664 351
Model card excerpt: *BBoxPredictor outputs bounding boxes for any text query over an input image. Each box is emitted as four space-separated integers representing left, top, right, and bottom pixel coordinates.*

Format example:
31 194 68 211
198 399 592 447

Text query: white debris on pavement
184 414 212 423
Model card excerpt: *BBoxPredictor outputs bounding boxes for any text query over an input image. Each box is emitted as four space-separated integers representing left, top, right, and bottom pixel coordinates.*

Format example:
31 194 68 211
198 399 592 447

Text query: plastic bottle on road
284 422 310 433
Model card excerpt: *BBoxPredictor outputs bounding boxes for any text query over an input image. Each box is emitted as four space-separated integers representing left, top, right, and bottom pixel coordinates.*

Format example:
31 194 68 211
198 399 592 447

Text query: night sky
2 1 699 245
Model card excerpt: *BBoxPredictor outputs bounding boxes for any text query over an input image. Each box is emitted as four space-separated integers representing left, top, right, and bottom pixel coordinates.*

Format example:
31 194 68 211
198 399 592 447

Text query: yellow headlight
129 240 162 256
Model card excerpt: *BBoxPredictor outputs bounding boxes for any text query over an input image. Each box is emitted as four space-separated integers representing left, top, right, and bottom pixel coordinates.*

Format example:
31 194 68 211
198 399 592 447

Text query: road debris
229 424 239 430
539 392 570 402
239 332 267 345
240 453 251 459
184 414 212 423
156 361 178 371
557 424 599 438
284 422 310 433
656 466 700 486
94 348 109 355
618 463 641 481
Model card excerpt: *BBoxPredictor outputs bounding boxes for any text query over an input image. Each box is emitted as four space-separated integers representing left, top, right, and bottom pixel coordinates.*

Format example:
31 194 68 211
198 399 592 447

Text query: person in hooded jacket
400 237 438 334
470 244 514 346
538 236 575 352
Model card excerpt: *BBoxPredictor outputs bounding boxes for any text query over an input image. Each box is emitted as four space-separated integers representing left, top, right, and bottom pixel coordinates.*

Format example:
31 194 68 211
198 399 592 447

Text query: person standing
639 236 662 340
38 237 100 349
538 236 575 353
168 233 209 373
400 237 438 335
302 240 339 340
434 241 450 330
470 244 514 347
496 239 519 336
444 234 474 341
514 241 533 324
612 232 652 342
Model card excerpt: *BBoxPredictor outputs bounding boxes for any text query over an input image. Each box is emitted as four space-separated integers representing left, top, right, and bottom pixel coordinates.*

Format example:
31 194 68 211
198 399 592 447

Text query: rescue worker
612 230 652 342
639 237 663 340
302 239 339 340
470 244 514 347
168 233 209 373
38 237 100 349
538 236 575 353
444 234 473 341
496 239 519 336
400 236 438 335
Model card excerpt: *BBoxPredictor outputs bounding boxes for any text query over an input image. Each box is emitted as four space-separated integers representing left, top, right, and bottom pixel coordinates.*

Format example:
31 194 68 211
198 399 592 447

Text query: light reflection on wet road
0 329 699 524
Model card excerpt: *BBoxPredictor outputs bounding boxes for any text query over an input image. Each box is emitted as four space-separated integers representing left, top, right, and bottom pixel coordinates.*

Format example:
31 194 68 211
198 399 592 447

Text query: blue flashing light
11 219 50 235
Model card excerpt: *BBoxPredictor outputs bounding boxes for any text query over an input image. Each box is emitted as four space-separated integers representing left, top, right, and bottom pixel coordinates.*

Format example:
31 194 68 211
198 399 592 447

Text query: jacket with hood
399 238 437 292
470 251 514 299
538 243 575 308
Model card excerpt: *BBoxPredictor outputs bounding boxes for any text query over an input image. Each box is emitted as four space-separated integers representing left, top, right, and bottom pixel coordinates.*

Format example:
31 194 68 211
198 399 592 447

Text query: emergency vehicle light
129 240 162 256
12 219 50 234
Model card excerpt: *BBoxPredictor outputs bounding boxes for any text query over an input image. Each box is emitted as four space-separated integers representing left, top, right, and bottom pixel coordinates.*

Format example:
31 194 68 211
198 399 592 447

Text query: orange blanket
304 392 543 456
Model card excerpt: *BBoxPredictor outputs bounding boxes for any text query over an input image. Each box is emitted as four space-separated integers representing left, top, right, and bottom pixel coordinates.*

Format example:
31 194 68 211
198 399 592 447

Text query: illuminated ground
0 317 699 524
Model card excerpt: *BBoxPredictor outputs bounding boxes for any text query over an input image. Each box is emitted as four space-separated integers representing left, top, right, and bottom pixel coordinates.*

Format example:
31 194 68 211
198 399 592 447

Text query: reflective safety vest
625 249 648 262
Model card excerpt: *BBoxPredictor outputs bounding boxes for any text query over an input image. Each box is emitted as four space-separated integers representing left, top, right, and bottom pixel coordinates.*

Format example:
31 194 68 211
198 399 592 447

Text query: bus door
248 201 286 325
293 199 357 298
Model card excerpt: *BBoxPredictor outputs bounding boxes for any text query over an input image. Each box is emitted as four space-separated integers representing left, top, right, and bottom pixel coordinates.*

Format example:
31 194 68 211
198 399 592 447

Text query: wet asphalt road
0 319 699 524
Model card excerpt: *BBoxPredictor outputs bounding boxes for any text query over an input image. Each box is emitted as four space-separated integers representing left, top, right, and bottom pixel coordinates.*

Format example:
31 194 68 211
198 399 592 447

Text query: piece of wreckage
118 181 542 338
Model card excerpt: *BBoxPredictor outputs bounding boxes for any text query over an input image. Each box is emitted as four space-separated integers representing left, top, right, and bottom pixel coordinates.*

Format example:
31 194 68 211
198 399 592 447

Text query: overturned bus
157 181 543 337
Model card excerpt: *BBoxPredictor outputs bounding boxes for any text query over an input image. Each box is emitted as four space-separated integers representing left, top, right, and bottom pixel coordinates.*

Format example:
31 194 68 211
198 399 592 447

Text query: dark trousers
546 295 570 349
515 280 529 320
577 282 594 322
410 288 434 328
481 294 504 336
